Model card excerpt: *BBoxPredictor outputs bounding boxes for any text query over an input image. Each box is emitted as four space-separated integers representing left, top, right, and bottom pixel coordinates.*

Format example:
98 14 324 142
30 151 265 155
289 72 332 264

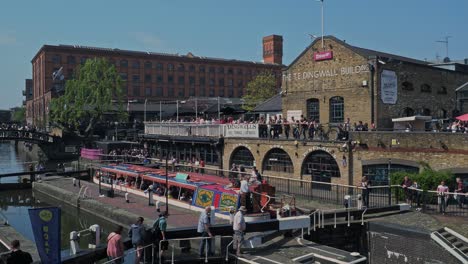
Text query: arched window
144 61 152 69
167 63 174 71
262 148 293 173
401 107 414 117
421 84 431 93
120 59 128 68
230 147 255 168
52 54 61 64
301 150 340 183
329 96 344 123
67 55 76 64
218 67 224 74
132 61 140 69
306 98 320 121
189 64 195 72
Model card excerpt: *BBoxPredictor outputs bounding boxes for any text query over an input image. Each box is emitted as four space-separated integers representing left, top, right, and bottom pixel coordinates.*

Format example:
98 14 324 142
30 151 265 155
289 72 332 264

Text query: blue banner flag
28 207 61 264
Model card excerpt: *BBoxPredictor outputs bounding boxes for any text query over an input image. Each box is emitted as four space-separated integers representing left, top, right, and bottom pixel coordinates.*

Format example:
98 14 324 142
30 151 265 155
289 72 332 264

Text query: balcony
144 122 260 138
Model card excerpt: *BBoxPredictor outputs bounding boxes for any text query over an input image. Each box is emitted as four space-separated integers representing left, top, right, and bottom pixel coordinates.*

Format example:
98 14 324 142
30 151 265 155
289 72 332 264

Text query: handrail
225 240 235 261
159 235 234 264
361 207 368 226
102 243 155 264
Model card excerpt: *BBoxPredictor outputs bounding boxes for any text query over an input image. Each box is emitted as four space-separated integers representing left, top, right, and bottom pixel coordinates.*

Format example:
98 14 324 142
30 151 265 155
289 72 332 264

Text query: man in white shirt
239 176 250 210
233 206 247 256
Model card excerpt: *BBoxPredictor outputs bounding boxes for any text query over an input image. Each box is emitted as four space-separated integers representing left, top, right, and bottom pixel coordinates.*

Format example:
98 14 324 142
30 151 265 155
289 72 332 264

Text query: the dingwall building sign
283 64 370 82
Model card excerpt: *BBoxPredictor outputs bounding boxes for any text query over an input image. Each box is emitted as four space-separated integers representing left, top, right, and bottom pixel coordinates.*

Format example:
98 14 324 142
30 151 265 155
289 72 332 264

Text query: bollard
88 224 100 249
70 231 80 255
125 192 130 203
73 178 76 187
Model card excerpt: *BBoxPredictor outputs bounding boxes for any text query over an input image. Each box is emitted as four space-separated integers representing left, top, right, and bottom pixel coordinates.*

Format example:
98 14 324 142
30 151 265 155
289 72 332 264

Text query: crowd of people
400 176 466 214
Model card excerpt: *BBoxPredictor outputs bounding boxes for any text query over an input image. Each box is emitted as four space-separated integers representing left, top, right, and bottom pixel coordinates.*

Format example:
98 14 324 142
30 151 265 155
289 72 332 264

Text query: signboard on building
287 110 302 121
380 70 398 104
314 51 333 61
224 124 259 138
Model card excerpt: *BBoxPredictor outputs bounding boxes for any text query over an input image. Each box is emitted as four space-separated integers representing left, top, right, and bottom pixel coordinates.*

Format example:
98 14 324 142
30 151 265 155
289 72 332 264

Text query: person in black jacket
6 240 33 264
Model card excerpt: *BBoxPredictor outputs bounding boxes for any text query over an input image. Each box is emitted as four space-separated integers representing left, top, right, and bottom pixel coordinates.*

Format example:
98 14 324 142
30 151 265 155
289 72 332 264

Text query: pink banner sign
314 51 333 61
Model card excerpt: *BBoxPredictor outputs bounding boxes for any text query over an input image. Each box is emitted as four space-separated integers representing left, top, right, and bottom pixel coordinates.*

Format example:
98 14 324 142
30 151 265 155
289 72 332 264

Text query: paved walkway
43 177 228 228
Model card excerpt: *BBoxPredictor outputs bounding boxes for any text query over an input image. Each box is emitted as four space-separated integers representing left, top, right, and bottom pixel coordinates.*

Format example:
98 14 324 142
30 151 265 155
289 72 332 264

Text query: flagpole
321 0 324 49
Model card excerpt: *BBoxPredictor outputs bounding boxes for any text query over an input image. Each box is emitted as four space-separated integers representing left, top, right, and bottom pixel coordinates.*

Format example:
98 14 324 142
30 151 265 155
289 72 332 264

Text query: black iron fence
90 157 468 217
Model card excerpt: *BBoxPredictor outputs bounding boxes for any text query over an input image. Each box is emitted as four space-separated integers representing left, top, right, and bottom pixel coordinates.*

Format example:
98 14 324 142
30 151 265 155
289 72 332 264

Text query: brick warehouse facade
222 131 468 186
26 35 284 126
282 36 468 129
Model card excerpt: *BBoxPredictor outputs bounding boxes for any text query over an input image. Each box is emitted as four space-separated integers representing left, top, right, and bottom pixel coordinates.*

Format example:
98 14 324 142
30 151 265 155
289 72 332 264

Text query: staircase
431 227 468 264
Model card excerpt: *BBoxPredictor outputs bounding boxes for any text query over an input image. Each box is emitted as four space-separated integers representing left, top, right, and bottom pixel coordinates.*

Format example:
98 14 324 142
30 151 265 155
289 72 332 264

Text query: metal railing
145 123 223 137
103 242 155 264
90 156 468 217
158 235 233 264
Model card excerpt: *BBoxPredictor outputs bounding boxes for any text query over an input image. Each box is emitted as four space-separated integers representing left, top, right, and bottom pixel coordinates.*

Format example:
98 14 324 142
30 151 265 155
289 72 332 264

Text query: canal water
0 142 131 261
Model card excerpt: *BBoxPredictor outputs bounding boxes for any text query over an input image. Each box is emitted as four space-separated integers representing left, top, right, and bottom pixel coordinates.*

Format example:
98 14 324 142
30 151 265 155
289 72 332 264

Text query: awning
456 113 468 121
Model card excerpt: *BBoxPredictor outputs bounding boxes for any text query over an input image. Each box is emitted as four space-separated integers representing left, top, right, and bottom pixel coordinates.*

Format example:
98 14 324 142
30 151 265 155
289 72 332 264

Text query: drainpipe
369 63 375 125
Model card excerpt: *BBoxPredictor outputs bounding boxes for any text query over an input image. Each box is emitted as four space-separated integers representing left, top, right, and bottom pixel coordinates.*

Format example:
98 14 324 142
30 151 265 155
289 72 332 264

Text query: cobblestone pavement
43 177 228 228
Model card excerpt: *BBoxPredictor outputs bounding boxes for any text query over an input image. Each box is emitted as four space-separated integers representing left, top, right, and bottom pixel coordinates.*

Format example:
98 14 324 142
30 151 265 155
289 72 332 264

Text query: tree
11 107 25 123
49 58 126 137
242 72 277 111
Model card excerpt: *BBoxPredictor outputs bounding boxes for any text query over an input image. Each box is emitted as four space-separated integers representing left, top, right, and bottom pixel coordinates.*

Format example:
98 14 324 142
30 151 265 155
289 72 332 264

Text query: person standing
198 206 213 257
437 181 449 214
240 176 250 211
360 176 370 208
128 217 146 264
153 212 168 258
455 177 465 208
401 176 413 204
233 206 247 256
107 226 125 264
6 240 33 264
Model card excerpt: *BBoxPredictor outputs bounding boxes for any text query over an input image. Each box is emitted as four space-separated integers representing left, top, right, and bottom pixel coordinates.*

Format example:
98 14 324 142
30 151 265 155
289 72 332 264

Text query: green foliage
11 107 25 123
390 164 454 191
49 58 126 136
242 72 277 111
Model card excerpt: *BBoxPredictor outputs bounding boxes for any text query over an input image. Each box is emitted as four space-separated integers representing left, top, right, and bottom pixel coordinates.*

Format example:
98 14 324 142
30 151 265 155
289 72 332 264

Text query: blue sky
0 0 467 109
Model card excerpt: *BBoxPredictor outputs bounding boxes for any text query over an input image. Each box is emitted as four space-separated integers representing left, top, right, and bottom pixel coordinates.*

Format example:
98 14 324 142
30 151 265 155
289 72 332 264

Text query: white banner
287 110 302 121
381 70 398 104
224 124 259 138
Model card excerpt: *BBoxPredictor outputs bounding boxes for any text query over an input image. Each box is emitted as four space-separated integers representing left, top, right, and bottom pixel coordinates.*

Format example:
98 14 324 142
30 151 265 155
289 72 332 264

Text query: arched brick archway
262 148 294 174
229 146 255 168
301 150 340 183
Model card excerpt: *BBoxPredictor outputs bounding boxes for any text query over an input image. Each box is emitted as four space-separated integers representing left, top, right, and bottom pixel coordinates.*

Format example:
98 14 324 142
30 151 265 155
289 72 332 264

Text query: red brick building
26 35 284 126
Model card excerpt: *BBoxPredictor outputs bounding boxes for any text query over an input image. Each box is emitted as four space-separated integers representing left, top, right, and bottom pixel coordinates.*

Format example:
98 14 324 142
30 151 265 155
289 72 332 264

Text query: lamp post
114 122 118 141
176 100 179 122
159 101 162 122
165 144 170 215
144 98 147 122
388 158 392 205
217 96 221 120
195 98 198 120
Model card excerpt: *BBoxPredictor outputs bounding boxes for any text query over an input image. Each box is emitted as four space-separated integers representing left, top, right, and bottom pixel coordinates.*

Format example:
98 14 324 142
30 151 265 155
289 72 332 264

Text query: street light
114 122 118 141
388 158 392 205
144 98 147 122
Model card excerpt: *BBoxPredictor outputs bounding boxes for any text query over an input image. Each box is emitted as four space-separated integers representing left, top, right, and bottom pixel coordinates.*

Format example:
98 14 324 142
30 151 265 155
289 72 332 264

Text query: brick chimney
263 35 283 64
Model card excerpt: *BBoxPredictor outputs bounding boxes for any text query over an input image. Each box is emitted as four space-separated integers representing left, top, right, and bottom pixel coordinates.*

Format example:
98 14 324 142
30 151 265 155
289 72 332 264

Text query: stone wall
223 131 468 186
